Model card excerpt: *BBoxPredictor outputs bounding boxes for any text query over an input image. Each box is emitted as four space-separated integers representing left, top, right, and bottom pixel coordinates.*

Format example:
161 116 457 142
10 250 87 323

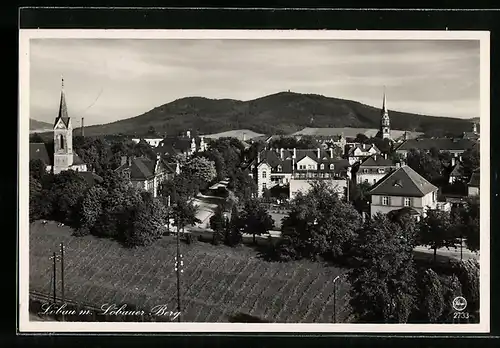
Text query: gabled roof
368 165 438 197
468 170 480 187
396 138 476 152
30 143 52 165
449 162 462 177
115 156 176 180
347 143 380 156
359 154 394 167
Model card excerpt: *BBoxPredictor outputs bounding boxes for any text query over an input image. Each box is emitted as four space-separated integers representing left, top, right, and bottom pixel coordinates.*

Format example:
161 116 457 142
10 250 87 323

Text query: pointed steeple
382 86 387 113
54 76 70 128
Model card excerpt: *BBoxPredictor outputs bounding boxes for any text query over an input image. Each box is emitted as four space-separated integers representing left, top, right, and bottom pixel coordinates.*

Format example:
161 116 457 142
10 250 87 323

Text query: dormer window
329 164 335 170
393 180 402 187
277 165 282 172
320 164 325 170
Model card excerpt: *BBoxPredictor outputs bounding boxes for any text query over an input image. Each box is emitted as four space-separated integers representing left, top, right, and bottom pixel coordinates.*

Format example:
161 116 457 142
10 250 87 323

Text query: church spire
382 86 387 113
54 76 70 127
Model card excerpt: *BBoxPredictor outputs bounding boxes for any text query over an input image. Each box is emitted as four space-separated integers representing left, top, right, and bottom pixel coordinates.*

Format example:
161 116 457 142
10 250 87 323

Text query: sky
29 39 480 127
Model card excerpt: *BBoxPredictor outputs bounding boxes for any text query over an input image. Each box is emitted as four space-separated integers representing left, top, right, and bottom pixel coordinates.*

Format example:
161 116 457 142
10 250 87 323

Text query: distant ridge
63 91 474 137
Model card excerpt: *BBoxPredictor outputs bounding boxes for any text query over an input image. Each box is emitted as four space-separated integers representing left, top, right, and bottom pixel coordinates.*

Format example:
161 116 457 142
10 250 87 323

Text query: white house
368 165 438 218
132 138 164 147
345 143 381 165
355 154 396 186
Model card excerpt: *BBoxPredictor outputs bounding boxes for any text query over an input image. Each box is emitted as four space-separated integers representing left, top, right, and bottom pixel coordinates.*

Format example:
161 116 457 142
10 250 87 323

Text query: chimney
121 155 127 166
128 156 132 167
186 130 191 138
257 151 261 163
317 148 321 159
81 117 85 137
451 157 456 167
243 132 247 141
293 148 297 159
280 148 284 160
330 148 334 158
373 154 377 161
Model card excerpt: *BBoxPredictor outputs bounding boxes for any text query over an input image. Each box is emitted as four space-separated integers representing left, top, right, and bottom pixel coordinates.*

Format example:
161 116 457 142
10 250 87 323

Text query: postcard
19 29 490 333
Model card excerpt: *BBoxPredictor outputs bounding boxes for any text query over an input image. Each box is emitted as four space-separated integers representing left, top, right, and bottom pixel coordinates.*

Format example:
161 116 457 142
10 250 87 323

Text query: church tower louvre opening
53 76 74 174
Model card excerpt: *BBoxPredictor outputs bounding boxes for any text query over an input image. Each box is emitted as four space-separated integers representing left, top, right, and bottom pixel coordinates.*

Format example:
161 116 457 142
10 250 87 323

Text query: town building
467 169 480 197
154 130 208 158
354 154 397 186
29 78 88 174
345 143 381 165
243 147 351 198
131 138 164 147
115 155 179 198
446 157 463 184
394 138 476 159
462 122 480 141
368 164 439 219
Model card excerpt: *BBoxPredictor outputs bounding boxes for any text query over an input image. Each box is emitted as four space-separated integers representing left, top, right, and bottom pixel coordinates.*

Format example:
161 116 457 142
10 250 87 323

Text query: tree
124 193 167 247
280 181 362 261
29 174 43 222
458 196 480 252
406 148 443 184
77 185 107 235
417 269 444 322
240 198 274 244
349 213 416 323
226 205 243 246
160 175 199 202
200 149 227 181
354 133 369 143
29 159 47 181
460 146 480 180
172 199 201 233
209 205 228 245
46 170 91 225
418 209 455 264
453 259 480 320
184 156 217 187
29 133 45 143
228 169 258 201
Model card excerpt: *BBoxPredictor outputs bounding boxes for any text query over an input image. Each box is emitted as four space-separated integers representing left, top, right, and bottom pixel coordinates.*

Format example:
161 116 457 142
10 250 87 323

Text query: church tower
380 88 391 140
53 77 74 174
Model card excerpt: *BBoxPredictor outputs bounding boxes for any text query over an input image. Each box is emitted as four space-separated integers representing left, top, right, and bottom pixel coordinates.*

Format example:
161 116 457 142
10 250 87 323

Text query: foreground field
29 221 351 323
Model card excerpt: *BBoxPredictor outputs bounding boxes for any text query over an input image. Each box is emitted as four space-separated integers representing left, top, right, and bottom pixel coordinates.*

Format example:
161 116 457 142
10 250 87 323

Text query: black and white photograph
18 30 490 333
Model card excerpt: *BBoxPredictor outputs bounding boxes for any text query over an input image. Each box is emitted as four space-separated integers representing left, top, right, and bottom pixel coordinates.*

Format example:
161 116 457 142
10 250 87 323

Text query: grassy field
29 220 352 323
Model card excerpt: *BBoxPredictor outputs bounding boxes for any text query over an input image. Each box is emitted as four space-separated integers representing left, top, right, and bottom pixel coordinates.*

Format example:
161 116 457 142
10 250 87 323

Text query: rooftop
368 165 438 197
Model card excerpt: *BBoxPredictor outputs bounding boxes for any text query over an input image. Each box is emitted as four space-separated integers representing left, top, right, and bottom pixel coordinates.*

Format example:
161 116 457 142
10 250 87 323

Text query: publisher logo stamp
452 296 467 312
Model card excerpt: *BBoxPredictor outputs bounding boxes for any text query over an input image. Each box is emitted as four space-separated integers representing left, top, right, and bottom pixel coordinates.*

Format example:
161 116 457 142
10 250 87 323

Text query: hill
30 118 53 132
69 92 475 137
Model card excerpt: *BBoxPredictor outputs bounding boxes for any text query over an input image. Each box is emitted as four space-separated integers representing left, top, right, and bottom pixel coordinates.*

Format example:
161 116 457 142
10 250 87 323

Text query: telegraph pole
174 210 182 322
60 242 65 321
50 252 57 305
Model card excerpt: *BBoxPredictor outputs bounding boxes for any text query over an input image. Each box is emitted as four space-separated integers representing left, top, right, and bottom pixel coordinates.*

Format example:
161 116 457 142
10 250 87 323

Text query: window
324 173 330 178
432 191 436 202
382 196 389 206
330 164 335 170
378 168 385 174
364 179 369 183
262 171 267 178
363 169 369 174
320 163 325 170
373 179 377 184
59 134 64 149
277 165 282 172
299 165 306 170
307 164 314 170
404 197 411 207
262 183 267 190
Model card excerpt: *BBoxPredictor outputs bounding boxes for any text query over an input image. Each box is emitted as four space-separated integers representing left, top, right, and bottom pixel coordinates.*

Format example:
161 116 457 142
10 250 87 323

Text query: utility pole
174 210 182 322
50 252 58 305
60 242 65 321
